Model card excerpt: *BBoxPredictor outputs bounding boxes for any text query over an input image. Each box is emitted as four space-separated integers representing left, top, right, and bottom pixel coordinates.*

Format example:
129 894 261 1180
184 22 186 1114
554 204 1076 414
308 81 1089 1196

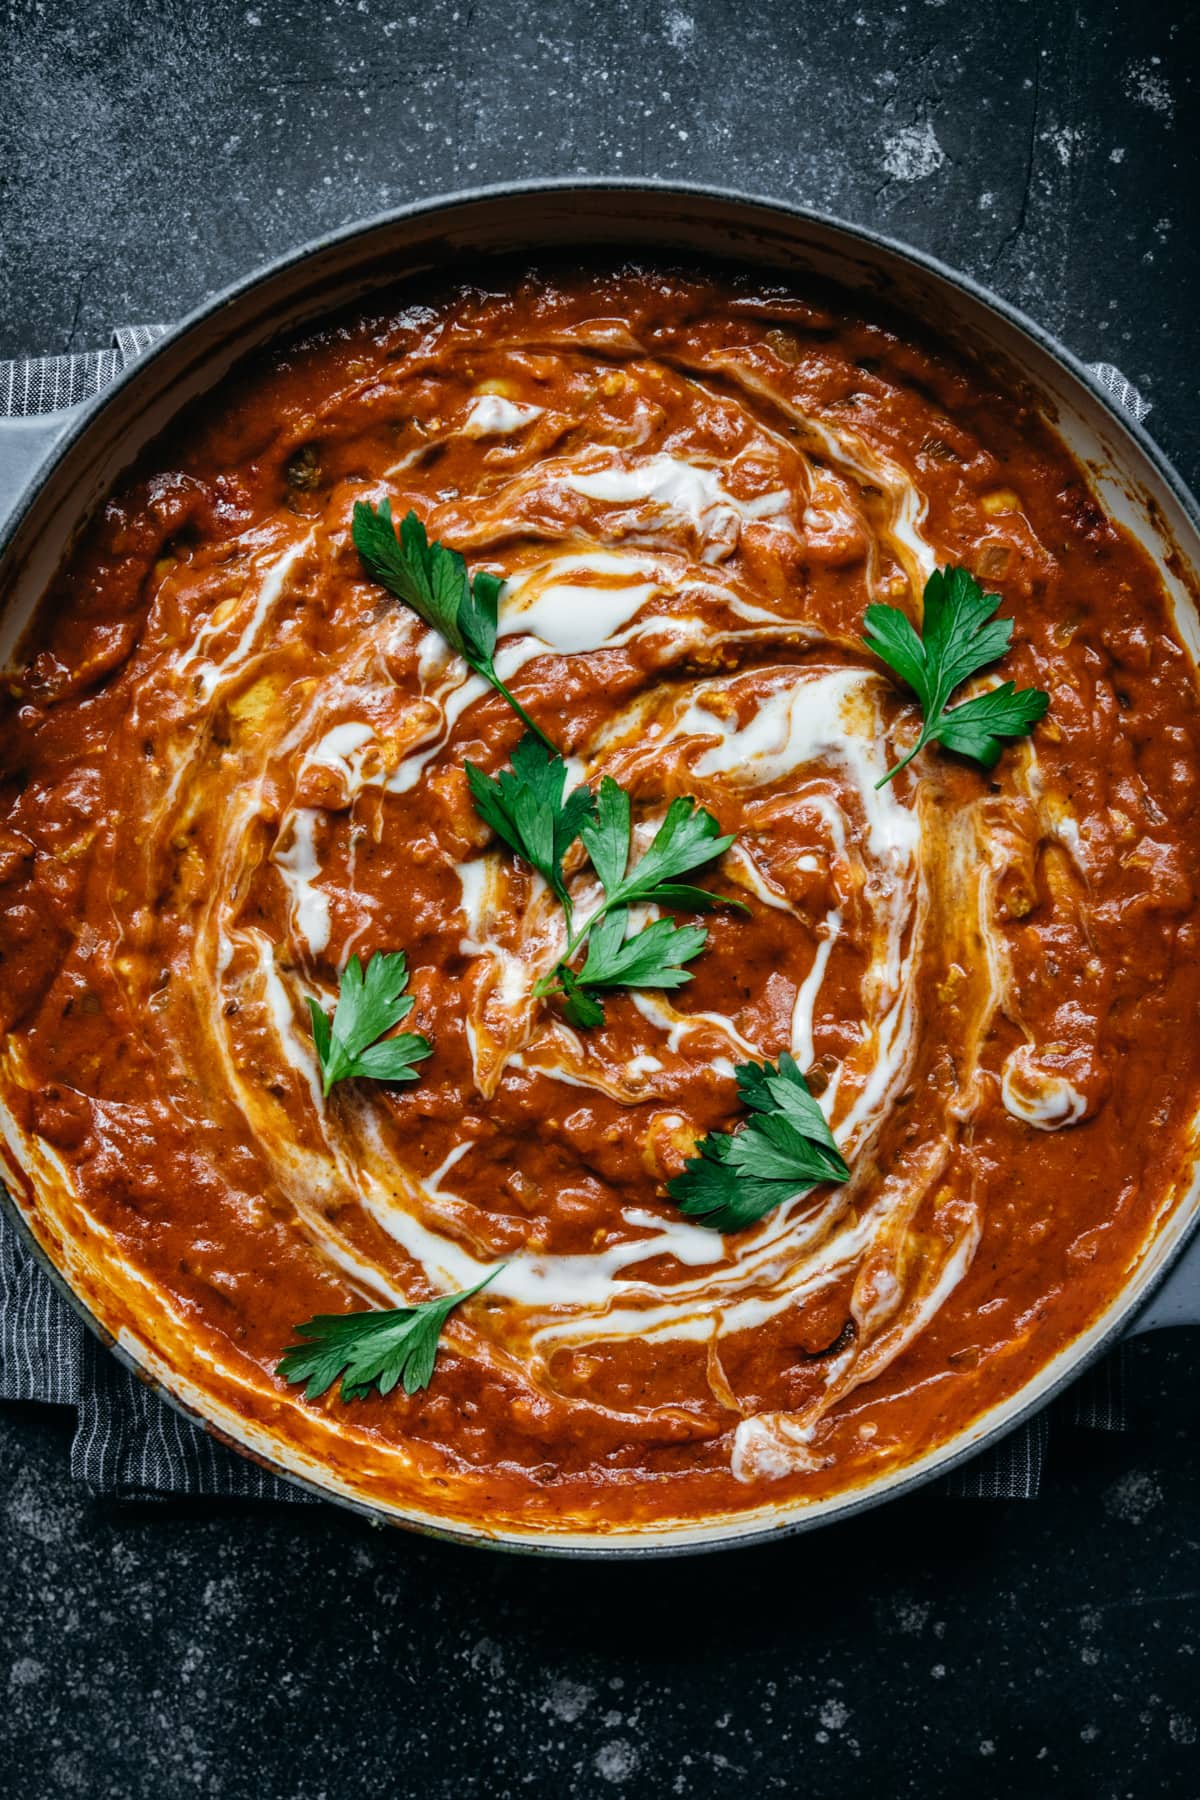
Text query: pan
1 180 1198 1554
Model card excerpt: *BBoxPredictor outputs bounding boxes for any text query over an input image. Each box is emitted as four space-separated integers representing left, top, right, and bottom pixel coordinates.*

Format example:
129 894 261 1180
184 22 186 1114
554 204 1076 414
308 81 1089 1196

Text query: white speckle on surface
1103 1468 1164 1523
4 1464 74 1545
1125 59 1174 119
819 1698 851 1732
980 1740 996 1757
201 1574 241 1619
49 1751 89 1795
8 1656 45 1689
1081 1723 1100 1743
895 1597 932 1635
542 1677 595 1723
595 1739 641 1783
881 120 946 182
1110 145 1126 162
664 9 695 47
467 1635 506 1677
1045 125 1086 166
1169 1714 1197 1747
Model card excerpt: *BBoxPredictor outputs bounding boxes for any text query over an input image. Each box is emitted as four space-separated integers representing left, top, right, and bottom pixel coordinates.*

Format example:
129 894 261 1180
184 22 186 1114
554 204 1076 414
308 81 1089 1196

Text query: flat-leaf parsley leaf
668 1053 850 1232
864 564 1049 787
306 950 431 1096
468 742 745 1027
352 499 555 751
278 1268 502 1401
579 779 742 915
465 734 595 916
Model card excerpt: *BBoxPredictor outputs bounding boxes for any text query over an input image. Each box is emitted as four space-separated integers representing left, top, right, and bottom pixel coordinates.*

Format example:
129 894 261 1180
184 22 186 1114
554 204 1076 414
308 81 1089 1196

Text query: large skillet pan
2 181 1199 1555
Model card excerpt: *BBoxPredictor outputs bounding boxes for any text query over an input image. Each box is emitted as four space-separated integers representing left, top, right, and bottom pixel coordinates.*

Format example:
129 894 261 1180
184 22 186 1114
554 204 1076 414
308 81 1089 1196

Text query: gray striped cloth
0 325 166 415
0 326 1139 1504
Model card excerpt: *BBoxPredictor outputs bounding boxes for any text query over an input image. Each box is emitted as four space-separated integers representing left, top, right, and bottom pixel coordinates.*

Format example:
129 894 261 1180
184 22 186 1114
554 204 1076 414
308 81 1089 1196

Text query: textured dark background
2 1 1199 1795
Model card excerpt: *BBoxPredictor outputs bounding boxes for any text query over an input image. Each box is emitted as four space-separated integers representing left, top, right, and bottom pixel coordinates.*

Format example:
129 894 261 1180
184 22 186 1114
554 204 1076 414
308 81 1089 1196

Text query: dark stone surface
3 1342 1200 1798
2 1 1198 1794
3 0 1197 474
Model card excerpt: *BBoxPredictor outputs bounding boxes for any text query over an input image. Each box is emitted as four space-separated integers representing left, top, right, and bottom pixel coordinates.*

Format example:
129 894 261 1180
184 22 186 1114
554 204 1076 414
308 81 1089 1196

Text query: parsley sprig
352 499 554 751
307 950 431 1095
278 1268 501 1401
539 777 743 1028
668 1054 849 1232
864 564 1049 787
553 914 709 1028
353 511 745 1025
465 732 595 921
467 736 744 1028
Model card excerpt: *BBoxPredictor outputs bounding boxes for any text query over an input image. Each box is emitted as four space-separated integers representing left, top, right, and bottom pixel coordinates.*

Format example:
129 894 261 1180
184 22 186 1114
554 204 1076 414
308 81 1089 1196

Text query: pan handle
0 408 84 540
1126 1229 1200 1334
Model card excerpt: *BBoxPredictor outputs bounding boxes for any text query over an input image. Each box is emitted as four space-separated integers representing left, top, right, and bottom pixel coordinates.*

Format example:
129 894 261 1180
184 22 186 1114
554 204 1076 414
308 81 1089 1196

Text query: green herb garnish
352 499 554 751
467 737 744 1027
864 564 1050 787
353 509 745 1024
536 778 742 1027
553 912 710 1028
667 1053 849 1232
278 1269 502 1401
306 950 432 1095
578 777 741 917
465 732 595 914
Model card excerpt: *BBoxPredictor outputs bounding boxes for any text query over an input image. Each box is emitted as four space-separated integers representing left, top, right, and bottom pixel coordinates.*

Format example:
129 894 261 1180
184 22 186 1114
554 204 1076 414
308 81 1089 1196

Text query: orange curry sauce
2 266 1198 1535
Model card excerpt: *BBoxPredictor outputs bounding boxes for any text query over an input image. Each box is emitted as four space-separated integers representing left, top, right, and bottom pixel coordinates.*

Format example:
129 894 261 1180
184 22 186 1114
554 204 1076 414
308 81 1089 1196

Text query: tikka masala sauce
1 265 1198 1536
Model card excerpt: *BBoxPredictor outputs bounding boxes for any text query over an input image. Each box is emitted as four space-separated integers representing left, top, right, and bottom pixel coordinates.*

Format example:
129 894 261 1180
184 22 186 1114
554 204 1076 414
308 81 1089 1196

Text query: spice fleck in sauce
2 266 1199 1537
